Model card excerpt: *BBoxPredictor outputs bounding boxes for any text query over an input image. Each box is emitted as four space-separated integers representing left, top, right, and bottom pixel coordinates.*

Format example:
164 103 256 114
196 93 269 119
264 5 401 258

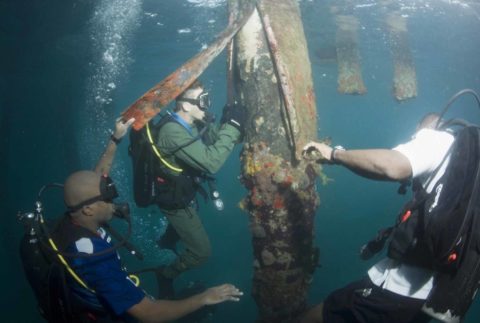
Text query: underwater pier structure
230 0 321 321
334 13 367 95
385 12 418 101
326 1 418 101
122 0 322 320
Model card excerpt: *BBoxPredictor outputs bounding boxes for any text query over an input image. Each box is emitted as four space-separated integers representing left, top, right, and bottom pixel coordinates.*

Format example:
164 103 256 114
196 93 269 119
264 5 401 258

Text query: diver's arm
127 284 242 323
333 149 412 181
204 123 220 144
303 142 412 181
177 123 240 174
95 117 134 175
159 122 240 174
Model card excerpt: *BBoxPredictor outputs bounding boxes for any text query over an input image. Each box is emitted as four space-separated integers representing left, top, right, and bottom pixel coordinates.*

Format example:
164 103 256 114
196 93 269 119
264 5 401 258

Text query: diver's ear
181 101 193 113
81 205 95 217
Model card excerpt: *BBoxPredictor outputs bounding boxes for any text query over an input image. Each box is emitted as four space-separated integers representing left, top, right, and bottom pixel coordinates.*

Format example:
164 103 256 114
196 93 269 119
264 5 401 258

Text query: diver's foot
155 268 175 299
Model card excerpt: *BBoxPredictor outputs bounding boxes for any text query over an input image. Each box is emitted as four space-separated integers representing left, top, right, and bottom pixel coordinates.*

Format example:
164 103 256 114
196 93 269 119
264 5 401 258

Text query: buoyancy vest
360 125 480 322
129 114 210 210
20 215 124 323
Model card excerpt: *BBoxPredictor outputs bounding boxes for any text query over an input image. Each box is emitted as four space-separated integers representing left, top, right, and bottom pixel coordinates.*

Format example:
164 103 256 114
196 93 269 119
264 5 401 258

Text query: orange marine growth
273 195 285 210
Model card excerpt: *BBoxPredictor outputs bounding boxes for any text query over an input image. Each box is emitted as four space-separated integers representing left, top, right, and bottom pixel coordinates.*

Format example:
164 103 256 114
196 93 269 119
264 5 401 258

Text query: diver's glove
221 101 247 138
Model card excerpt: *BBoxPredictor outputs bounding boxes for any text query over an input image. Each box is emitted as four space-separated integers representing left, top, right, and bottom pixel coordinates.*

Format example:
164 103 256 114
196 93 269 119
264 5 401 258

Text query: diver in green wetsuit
153 80 246 297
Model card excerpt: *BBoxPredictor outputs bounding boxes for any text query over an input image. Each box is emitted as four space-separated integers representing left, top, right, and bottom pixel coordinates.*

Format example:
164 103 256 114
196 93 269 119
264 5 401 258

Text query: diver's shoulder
415 128 454 142
158 119 189 134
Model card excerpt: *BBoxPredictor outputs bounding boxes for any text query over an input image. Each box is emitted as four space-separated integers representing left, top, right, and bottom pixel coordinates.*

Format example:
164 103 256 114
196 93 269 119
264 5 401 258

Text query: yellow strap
47 237 96 293
40 216 95 293
146 122 183 173
41 216 142 293
128 274 140 287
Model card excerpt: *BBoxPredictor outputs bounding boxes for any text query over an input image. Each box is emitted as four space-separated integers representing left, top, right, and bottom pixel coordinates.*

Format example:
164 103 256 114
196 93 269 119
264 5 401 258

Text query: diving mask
178 91 211 111
68 174 119 212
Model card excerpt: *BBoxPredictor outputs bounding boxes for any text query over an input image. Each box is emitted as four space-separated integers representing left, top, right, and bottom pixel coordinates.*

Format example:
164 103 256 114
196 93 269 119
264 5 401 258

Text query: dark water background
2 0 480 322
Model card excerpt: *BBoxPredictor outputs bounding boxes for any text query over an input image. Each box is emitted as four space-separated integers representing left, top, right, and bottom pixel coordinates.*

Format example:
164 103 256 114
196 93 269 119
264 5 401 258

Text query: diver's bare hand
200 284 243 305
303 141 333 163
113 117 135 140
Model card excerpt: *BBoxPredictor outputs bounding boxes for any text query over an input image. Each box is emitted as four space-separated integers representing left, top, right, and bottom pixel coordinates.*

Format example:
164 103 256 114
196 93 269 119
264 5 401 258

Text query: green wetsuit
156 116 241 278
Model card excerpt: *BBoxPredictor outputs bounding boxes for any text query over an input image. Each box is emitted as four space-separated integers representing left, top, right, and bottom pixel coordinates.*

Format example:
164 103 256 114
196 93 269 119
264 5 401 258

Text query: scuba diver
19 117 243 323
300 89 480 323
129 80 246 298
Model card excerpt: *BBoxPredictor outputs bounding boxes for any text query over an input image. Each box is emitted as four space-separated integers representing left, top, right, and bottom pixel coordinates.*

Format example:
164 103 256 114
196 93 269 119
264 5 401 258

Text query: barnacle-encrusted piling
230 0 321 321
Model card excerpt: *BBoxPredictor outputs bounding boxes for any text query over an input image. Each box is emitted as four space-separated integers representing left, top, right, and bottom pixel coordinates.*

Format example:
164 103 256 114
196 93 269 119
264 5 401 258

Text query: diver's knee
196 243 212 264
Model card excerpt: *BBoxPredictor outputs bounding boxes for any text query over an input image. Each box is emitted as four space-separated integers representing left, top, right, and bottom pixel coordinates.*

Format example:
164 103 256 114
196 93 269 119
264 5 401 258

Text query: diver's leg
160 206 212 278
157 223 180 252
314 276 431 323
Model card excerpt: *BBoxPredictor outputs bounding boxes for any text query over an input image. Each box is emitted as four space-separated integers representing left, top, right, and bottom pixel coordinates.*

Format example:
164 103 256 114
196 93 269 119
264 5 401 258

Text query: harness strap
145 115 208 173
360 130 458 261
359 191 431 261
146 122 183 173
359 227 394 260
40 215 95 293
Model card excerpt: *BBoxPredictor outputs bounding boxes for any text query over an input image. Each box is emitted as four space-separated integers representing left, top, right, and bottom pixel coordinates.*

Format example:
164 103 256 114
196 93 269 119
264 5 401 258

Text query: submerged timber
230 0 321 321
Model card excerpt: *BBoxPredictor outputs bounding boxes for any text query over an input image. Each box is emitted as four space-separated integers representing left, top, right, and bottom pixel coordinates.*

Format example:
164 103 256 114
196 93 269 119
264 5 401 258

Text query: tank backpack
360 125 480 322
387 126 480 272
128 114 208 209
419 125 480 322
129 119 159 207
18 184 140 323
20 221 117 323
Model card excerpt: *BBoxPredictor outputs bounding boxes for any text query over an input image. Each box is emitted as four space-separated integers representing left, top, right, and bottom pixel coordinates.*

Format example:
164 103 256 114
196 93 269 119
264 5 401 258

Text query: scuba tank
18 183 142 322
18 210 56 321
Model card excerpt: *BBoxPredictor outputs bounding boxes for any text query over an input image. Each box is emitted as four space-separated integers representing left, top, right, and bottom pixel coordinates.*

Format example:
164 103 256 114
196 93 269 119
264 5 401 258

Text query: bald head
417 113 441 130
64 171 101 208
